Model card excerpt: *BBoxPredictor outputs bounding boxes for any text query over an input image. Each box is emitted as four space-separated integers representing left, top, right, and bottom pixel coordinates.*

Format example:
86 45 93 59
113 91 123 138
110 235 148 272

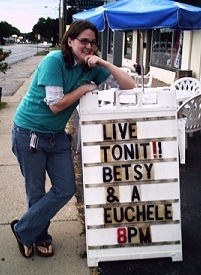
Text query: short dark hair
61 20 99 68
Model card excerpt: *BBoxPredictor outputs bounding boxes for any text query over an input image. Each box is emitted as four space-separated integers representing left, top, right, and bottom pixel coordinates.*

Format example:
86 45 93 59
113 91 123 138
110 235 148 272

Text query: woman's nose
86 43 92 49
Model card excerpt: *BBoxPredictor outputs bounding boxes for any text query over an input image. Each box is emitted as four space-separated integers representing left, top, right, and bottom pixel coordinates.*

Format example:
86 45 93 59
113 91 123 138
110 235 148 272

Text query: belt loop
50 133 54 141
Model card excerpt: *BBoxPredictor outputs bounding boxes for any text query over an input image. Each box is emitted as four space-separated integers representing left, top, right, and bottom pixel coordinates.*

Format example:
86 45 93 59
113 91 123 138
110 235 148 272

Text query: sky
1 0 60 33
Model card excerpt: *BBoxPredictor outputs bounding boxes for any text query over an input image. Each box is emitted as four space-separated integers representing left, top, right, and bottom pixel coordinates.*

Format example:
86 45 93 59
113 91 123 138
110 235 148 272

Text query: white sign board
79 89 182 267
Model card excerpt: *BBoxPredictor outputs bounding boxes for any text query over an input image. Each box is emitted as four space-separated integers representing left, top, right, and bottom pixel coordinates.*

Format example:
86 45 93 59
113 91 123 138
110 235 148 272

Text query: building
96 0 201 84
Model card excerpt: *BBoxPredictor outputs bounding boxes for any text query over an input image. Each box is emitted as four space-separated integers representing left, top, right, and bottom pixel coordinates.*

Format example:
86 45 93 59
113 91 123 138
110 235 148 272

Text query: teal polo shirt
14 50 110 133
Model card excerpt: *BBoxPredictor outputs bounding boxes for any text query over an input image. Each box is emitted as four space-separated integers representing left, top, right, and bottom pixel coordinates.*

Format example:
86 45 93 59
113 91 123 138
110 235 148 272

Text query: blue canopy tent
73 0 201 31
73 0 201 89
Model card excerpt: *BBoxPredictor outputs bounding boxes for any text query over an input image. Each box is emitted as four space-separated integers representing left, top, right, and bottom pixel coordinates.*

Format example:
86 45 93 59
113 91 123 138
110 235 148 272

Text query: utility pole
63 0 67 35
59 0 62 44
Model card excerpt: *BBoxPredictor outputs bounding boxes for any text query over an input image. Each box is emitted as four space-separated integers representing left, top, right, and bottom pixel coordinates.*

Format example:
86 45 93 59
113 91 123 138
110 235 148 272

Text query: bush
0 48 12 73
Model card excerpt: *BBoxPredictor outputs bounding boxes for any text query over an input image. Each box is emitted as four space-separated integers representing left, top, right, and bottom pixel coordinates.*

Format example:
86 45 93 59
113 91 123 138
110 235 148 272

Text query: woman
11 20 135 258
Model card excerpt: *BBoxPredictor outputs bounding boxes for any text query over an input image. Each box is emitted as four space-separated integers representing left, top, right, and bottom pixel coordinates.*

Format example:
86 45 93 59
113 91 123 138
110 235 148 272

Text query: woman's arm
49 83 97 114
49 56 135 114
85 55 135 90
49 84 97 114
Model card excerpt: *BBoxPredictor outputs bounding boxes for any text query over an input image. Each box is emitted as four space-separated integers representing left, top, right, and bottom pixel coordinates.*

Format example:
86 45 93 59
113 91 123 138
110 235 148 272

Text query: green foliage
176 0 201 7
0 47 12 73
67 0 79 9
0 21 20 45
32 17 59 45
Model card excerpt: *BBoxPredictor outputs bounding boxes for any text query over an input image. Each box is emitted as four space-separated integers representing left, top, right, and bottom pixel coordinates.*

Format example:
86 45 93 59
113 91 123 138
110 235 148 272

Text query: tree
65 0 106 25
0 47 11 104
32 17 59 46
176 0 201 7
0 21 20 45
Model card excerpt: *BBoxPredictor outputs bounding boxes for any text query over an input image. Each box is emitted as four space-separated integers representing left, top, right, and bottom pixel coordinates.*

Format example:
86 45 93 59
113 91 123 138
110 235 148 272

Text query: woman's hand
85 55 135 90
85 55 106 68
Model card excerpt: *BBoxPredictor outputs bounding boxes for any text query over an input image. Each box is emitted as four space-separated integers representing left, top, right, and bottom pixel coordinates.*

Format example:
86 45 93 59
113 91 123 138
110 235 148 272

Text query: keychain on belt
30 132 39 153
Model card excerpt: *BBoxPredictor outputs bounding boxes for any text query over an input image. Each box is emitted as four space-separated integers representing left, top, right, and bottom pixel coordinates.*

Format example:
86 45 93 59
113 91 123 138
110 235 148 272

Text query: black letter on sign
127 227 138 243
103 124 112 140
144 163 153 179
103 167 112 182
129 122 137 138
125 207 135 222
104 208 112 223
114 207 124 223
139 227 151 243
134 164 143 180
140 143 149 159
118 123 127 139
164 204 173 220
112 144 122 161
100 145 110 162
107 187 119 203
131 185 141 202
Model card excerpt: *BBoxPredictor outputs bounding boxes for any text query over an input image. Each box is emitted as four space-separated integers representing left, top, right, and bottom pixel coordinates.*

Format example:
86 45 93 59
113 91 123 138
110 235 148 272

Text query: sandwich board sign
78 89 182 267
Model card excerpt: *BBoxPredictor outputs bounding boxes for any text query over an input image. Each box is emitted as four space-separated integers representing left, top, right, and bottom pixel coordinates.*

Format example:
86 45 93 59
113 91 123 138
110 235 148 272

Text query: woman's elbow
129 83 136 89
125 80 135 90
49 105 60 114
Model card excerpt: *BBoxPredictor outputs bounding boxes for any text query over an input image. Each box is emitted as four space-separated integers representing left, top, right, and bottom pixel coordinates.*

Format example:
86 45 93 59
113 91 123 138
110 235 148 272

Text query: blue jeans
12 124 76 248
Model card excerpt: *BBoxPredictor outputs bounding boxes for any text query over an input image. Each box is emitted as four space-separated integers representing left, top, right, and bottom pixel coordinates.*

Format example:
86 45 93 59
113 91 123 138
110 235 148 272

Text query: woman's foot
10 220 34 258
24 245 34 257
36 242 54 257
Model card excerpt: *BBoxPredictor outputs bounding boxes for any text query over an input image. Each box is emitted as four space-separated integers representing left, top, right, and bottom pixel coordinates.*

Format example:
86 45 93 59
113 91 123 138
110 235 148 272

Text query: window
151 28 183 70
124 31 132 59
108 29 113 54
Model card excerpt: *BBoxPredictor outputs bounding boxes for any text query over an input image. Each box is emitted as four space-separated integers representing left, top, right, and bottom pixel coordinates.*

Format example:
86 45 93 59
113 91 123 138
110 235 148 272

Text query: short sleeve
37 55 64 87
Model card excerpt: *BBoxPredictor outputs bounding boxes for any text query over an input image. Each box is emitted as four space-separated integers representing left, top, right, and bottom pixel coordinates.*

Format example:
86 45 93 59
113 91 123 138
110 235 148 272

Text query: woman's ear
68 37 72 47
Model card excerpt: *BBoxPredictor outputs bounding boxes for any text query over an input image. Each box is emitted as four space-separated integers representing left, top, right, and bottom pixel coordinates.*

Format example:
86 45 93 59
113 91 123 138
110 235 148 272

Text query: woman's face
68 29 97 65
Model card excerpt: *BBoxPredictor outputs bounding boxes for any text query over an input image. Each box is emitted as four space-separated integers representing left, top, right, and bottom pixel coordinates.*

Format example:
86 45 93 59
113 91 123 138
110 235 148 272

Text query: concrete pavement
1 56 201 275
0 56 91 275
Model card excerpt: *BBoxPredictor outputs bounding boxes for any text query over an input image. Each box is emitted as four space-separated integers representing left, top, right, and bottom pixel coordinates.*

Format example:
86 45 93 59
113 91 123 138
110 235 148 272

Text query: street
0 44 51 96
2 43 51 65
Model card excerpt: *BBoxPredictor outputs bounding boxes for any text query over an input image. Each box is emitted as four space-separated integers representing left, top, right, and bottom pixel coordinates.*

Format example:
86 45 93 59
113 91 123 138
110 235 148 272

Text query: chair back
144 71 151 78
171 77 201 95
136 72 154 88
144 72 154 88
177 94 201 133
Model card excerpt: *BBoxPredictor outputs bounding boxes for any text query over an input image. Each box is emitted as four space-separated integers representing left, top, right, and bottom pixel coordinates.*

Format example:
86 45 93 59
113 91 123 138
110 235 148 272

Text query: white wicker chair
135 71 154 88
170 77 201 95
177 94 201 164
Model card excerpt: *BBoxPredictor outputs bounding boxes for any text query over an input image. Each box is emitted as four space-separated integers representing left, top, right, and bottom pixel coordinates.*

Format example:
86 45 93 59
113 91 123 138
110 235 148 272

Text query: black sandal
10 220 34 258
36 242 54 257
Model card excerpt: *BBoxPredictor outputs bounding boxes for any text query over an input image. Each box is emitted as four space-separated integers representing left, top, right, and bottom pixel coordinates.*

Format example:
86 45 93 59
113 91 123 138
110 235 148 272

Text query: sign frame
79 89 182 267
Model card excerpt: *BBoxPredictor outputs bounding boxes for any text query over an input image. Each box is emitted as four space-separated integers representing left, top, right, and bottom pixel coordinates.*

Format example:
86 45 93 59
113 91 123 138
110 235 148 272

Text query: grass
34 46 60 57
0 101 7 109
34 50 49 56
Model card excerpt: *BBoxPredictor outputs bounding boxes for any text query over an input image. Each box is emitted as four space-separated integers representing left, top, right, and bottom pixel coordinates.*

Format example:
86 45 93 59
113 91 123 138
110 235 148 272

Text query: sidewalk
0 56 91 275
1 56 201 275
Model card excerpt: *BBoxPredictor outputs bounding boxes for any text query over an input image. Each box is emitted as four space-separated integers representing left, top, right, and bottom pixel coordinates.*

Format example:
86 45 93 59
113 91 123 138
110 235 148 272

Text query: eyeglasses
76 38 97 47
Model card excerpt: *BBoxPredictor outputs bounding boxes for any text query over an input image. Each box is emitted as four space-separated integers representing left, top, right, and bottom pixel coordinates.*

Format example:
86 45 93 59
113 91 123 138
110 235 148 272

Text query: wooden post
0 87 2 103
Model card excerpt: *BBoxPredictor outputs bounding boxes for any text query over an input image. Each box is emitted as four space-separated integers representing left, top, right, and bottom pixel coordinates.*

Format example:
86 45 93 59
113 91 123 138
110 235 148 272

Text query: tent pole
140 30 145 93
